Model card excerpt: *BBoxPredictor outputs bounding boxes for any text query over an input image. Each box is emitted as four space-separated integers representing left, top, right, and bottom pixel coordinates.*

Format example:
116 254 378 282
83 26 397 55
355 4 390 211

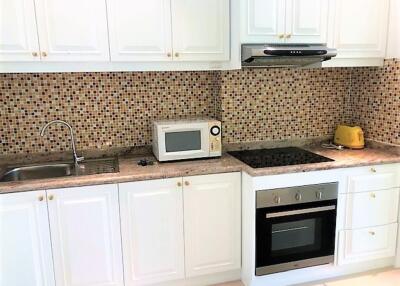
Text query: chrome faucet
40 120 84 166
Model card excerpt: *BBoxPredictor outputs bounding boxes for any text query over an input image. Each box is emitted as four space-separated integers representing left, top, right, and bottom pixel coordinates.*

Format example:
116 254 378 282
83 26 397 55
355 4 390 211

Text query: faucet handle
76 156 85 163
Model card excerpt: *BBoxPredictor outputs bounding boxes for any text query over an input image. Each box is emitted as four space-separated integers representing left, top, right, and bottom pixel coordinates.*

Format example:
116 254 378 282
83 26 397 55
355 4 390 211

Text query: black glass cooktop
228 147 334 168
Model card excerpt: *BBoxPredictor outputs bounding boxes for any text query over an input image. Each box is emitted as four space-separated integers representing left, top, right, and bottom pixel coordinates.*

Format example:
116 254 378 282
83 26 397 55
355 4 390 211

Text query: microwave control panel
209 121 222 156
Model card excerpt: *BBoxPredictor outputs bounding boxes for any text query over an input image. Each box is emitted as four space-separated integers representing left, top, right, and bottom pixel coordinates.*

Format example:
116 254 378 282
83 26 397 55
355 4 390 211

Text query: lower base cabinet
0 191 55 286
119 178 185 285
47 185 124 286
119 172 241 285
0 173 241 286
183 173 241 277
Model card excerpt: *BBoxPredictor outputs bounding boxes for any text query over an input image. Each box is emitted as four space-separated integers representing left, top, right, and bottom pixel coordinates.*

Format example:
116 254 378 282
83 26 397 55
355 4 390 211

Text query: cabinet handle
370 193 376 198
38 196 44 201
32 52 39 57
167 52 172 57
41 51 48 57
369 231 375 236
285 33 292 39
175 52 179 57
370 167 377 173
278 34 285 39
184 181 190 186
177 182 182 187
48 195 54 201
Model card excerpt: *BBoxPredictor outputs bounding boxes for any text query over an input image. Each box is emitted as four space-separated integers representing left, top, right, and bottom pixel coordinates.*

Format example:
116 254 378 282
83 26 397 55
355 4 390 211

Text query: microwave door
159 124 209 161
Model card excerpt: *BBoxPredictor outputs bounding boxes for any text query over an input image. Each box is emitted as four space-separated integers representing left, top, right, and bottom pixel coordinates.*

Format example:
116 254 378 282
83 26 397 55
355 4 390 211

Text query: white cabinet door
107 0 172 62
119 178 185 286
285 0 329 43
0 191 55 286
47 185 123 286
333 0 389 58
183 172 241 277
0 0 40 61
34 0 110 61
241 0 286 43
171 0 230 61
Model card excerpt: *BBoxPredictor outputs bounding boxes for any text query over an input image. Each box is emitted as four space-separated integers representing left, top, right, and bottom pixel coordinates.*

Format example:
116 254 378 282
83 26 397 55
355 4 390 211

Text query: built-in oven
256 182 338 276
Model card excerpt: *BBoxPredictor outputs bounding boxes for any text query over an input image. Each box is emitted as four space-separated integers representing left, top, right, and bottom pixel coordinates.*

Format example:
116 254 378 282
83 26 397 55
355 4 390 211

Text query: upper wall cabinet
107 0 230 62
34 0 110 61
107 0 172 62
285 0 329 44
330 0 390 59
0 0 40 61
241 0 329 44
171 0 230 61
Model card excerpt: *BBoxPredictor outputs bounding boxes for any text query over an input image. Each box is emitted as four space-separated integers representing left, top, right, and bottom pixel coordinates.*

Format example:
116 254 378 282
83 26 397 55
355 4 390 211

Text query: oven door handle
266 205 336 219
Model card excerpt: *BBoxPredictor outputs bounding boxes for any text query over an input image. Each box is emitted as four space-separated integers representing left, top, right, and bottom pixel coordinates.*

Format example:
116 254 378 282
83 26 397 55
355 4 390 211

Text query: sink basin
1 164 74 182
0 157 119 182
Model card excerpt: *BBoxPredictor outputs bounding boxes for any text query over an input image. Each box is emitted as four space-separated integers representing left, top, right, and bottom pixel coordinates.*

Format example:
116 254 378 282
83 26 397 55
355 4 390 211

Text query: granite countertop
1 141 400 194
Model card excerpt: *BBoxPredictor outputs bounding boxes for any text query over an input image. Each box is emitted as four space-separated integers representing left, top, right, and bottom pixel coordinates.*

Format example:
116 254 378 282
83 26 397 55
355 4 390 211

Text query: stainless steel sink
0 157 119 182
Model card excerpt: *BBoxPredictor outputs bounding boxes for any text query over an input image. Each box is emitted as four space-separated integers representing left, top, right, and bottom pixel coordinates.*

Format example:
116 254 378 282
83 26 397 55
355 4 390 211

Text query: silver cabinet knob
295 193 302 201
316 191 322 200
274 196 281 204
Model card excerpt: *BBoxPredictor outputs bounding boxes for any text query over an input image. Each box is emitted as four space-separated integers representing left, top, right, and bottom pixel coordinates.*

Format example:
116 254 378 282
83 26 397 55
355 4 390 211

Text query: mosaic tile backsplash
349 59 400 145
0 60 398 155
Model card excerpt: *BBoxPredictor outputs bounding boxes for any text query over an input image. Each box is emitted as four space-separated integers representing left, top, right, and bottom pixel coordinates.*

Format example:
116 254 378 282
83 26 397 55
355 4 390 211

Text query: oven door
157 122 210 161
256 201 337 275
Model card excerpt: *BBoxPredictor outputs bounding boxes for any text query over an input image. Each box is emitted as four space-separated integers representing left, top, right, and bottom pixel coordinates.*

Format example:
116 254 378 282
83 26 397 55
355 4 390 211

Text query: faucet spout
40 120 84 166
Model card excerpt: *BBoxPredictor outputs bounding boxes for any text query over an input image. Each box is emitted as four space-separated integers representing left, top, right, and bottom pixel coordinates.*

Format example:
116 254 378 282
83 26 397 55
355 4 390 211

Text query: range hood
241 44 337 68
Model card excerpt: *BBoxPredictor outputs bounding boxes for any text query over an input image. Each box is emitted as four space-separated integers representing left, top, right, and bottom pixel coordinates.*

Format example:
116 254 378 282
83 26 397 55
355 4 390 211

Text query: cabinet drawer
338 223 398 265
348 166 399 193
345 189 399 229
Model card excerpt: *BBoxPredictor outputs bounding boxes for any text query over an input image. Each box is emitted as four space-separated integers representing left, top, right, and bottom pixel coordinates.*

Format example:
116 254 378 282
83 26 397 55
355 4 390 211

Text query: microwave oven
152 119 222 162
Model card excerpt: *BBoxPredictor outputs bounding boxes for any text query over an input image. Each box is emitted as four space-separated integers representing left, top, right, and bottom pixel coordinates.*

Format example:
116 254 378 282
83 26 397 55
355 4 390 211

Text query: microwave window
165 131 201 152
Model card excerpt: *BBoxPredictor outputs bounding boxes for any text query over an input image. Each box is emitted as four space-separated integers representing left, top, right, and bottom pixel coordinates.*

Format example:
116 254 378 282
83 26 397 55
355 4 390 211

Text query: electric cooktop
228 147 334 168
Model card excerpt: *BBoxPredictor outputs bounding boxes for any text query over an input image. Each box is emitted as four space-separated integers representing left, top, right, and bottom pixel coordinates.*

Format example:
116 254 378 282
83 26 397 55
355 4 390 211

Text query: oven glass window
165 131 201 152
256 203 336 270
271 218 321 255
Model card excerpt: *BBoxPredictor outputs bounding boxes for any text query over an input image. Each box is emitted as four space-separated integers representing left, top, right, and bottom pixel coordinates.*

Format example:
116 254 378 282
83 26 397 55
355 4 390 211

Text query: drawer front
338 223 398 265
345 189 399 229
348 166 399 193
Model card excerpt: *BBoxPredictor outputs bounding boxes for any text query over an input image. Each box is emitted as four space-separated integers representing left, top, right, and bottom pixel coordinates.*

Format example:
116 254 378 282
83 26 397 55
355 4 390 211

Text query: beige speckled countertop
1 141 399 194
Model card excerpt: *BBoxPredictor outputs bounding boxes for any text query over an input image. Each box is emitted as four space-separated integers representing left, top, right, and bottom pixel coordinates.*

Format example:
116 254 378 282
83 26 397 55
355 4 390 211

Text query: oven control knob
295 193 302 201
274 196 281 204
316 191 323 200
210 125 221 136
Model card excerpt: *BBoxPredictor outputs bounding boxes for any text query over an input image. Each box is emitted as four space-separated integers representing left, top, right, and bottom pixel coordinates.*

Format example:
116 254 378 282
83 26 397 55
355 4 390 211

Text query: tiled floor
215 268 400 286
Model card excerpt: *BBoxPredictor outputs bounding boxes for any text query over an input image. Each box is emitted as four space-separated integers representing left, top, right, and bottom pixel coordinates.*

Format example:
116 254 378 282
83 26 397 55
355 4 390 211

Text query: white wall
386 0 400 58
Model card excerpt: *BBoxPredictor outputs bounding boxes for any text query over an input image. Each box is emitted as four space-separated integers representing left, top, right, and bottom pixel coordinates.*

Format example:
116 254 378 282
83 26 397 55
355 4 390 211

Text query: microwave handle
266 205 336 219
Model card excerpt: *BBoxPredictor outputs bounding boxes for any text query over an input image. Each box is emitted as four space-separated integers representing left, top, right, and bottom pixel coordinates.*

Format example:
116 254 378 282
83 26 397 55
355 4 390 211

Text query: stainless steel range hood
241 44 337 68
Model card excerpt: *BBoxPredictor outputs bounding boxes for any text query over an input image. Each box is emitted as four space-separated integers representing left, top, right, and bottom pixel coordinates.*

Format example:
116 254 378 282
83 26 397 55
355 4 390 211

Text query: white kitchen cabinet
241 0 329 44
337 163 400 266
183 172 241 277
285 0 329 44
34 0 110 61
325 0 390 66
171 0 230 61
47 184 124 286
338 224 398 265
241 0 286 43
107 0 173 62
345 189 399 229
119 178 185 286
0 191 55 286
0 0 41 61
